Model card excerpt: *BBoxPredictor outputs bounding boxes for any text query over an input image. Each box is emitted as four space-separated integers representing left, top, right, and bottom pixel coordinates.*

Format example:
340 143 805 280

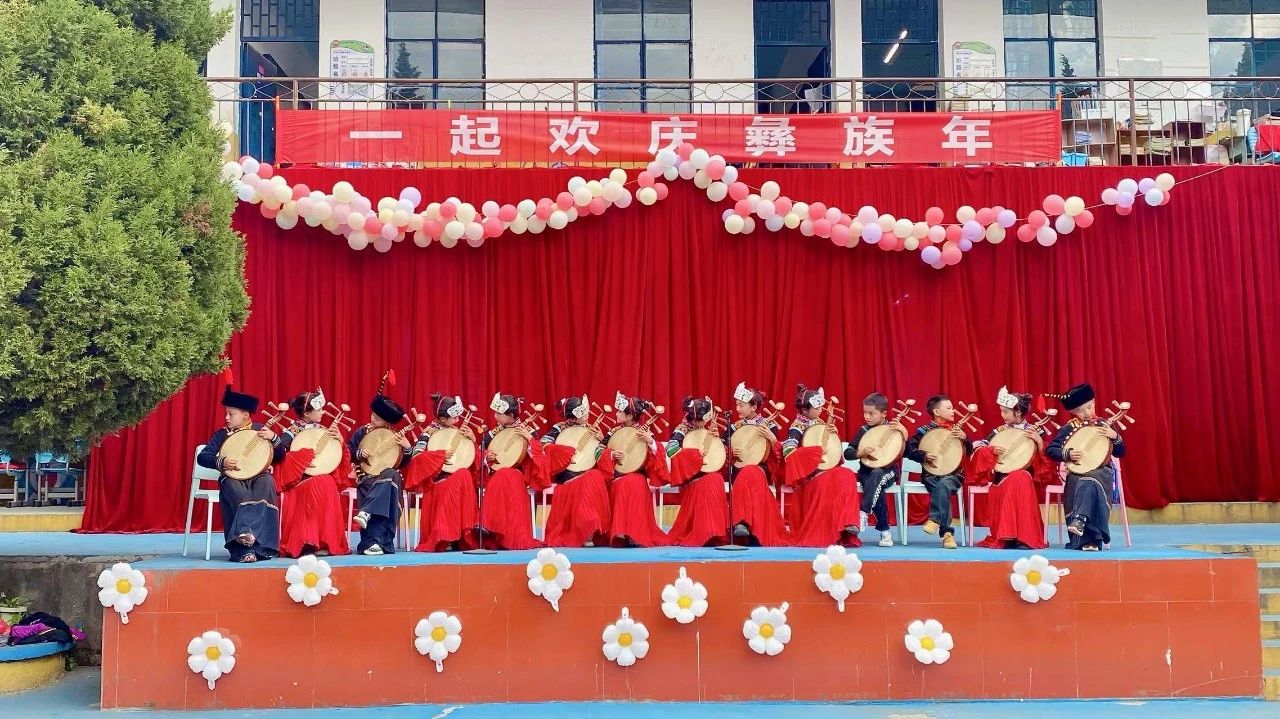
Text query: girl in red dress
275 389 352 557
969 387 1051 550
408 394 479 552
666 396 729 547
477 392 548 550
783 385 863 547
601 392 671 547
540 395 613 547
726 382 791 546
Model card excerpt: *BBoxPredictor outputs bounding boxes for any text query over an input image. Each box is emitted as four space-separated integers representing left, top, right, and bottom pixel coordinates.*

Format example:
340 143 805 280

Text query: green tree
0 0 248 457
390 41 425 106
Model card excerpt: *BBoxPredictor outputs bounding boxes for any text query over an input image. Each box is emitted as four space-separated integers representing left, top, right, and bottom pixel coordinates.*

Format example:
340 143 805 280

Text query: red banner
276 109 1061 166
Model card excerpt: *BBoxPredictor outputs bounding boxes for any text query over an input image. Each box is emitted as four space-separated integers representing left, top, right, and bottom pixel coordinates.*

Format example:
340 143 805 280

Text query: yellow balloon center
205 646 221 661
677 596 693 610
759 623 775 639
920 636 936 651
115 579 132 594
829 564 846 581
303 572 319 589
541 564 558 581
431 627 448 642
1026 570 1043 585
617 632 633 648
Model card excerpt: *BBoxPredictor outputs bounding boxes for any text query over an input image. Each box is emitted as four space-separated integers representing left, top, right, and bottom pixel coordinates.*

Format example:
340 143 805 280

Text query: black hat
1055 383 1095 411
371 370 405 423
219 367 259 413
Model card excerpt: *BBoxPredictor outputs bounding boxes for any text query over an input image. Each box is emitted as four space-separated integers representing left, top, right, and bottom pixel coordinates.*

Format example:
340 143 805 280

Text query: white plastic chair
400 491 422 550
0 452 27 505
535 485 555 541
342 486 357 529
182 445 222 560
33 453 82 505
966 483 989 546
1044 457 1131 547
885 458 967 546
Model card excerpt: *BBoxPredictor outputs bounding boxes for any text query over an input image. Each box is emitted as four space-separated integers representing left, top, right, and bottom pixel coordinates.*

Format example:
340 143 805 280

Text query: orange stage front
100 554 1263 709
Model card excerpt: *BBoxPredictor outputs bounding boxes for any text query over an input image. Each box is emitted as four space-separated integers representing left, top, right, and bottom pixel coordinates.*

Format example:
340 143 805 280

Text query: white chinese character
647 116 698 154
941 116 993 157
744 116 796 157
449 115 501 156
548 116 601 155
842 116 895 157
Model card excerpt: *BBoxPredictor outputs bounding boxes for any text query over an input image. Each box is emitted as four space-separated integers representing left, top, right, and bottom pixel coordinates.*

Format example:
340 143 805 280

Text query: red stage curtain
82 166 1280 533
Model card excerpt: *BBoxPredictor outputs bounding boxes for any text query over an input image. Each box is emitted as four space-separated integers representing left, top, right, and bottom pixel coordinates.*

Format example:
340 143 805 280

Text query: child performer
274 388 352 557
783 385 862 547
347 370 415 556
968 387 1051 550
665 396 729 547
409 394 480 552
904 394 972 550
1046 383 1125 551
540 395 612 547
195 370 285 563
601 392 671 547
843 393 905 548
725 382 791 546
478 392 548 550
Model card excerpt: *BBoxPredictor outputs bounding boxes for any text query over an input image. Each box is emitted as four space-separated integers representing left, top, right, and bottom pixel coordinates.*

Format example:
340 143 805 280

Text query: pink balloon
774 197 793 216
482 201 500 218
1042 194 1066 216
332 203 351 218
364 217 383 236
941 242 962 266
1101 187 1119 205
380 223 398 241
351 196 372 214
637 171 656 188
677 142 695 160
799 219 815 237
654 183 669 201
439 202 457 220
924 206 945 225
927 225 946 243
1160 191 1172 205
556 192 574 210
945 224 963 243
258 164 274 180
238 155 254 165
482 217 504 237
535 202 553 221
1075 209 1096 228
498 204 518 222
423 219 444 238
705 157 726 180
647 161 664 176
259 204 279 219
808 202 827 221
587 197 608 215
296 197 314 216
1017 224 1036 242
831 225 852 246
292 184 310 200
467 235 485 248
1117 204 1133 216
975 207 996 226
837 214 852 227
813 218 833 238
1028 210 1048 229
756 200 776 219
728 182 750 201
734 199 753 216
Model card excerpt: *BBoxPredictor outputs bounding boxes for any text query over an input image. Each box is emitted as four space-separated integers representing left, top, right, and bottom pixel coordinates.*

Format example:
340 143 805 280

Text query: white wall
691 0 754 113
206 0 240 152
830 0 862 110
485 0 595 109
1099 0 1211 77
320 0 386 100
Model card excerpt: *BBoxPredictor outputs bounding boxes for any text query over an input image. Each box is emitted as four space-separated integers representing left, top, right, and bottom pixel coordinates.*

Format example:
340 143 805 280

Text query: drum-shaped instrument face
427 427 477 473
555 425 602 472
990 426 1037 473
918 427 967 475
802 423 843 470
291 426 344 476
219 428 274 480
682 428 727 473
489 426 530 469
730 424 773 468
1064 426 1115 473
607 426 651 474
359 427 404 475
857 424 906 468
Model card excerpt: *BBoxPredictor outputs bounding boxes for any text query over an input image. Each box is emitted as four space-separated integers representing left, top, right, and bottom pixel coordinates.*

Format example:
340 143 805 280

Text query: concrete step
1262 563 1280 589
0 507 82 533
1184 544 1280 562
1264 615 1280 641
1267 669 1280 701
1125 502 1280 525
1266 639 1280 670
1264 589 1280 614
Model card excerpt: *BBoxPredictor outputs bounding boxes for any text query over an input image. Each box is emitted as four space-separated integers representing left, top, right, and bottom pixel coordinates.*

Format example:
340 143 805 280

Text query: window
754 1 831 114
1002 0 1099 106
862 0 940 111
594 0 692 111
387 0 485 107
1209 1 1280 113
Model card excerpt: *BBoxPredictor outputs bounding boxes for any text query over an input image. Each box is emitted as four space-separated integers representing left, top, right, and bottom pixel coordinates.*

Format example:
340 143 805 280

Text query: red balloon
587 197 608 215
944 224 963 243
257 163 274 179
364 217 383 236
1117 204 1133 216
924 206 945 225
291 184 310 200
734 199 753 216
1160 191 1172 205
774 197 793 216
1042 194 1065 215
1075 209 1096 228
535 203 553 221
808 202 827 221
831 225 852 246
1016 224 1036 242
439 202 457 220
482 217 504 237
1028 210 1048 229
498 204 518 222
677 142 695 160
705 157 726 180
637 171 656 188
728 182 750 201
555 192 574 210
975 207 996 226
813 218 832 237
423 219 444 238
259 204 279 219
654 183 669 200
941 242 962 265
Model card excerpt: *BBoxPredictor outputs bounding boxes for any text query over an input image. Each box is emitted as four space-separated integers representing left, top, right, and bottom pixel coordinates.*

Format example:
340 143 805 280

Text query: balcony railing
208 75 1280 167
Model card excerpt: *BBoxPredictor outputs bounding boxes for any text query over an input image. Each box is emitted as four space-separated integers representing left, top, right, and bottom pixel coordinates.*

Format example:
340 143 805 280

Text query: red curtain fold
83 165 1280 533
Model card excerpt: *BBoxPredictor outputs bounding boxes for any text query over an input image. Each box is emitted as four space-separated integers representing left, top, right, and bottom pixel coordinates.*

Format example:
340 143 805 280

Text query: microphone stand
463 434 497 555
715 410 747 552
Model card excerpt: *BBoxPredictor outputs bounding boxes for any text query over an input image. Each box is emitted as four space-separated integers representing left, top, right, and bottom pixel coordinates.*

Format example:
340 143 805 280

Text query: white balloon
603 182 624 202
240 157 260 175
724 215 745 233
220 162 243 182
1117 178 1139 195
764 216 785 232
456 204 477 223
760 181 780 201
677 162 696 180
1144 188 1164 206
722 165 738 184
706 182 728 202
586 180 603 198
1054 214 1076 234
548 210 569 229
690 148 710 170
792 202 809 219
741 217 756 234
1036 226 1058 246
527 217 547 234
657 149 678 168
956 205 976 223
444 220 465 240
424 202 442 220
693 169 712 189
572 187 592 206
1155 172 1176 192
637 187 658 206
783 213 801 229
567 176 587 192
509 215 529 234
235 183 256 202
464 222 484 241
893 218 914 238
1064 196 1086 216
347 230 369 250
517 199 536 218
275 213 298 230
304 215 323 227
609 168 627 184
663 166 680 182
566 207 579 222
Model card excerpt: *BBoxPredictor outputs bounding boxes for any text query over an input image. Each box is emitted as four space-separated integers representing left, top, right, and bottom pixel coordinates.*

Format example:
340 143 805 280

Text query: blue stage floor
5 669 1277 719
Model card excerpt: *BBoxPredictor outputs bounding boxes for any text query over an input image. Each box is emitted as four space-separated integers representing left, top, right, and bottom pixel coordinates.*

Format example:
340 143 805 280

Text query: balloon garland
223 146 1198 268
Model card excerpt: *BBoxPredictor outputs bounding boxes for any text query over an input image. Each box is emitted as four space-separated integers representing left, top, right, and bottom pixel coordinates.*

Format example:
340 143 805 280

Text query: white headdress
490 392 510 415
571 394 589 420
996 386 1019 410
309 387 326 411
446 396 464 418
614 391 629 412
808 386 826 409
733 382 754 404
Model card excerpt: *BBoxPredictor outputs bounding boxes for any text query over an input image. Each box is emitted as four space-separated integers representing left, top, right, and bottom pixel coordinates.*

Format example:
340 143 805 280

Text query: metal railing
208 75 1280 167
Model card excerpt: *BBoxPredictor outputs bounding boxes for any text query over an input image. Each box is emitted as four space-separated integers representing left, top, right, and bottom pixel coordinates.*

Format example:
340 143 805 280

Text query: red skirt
729 465 792 546
279 472 351 558
414 470 478 552
790 467 863 548
608 473 671 547
480 467 542 550
976 470 1048 549
666 473 728 547
544 470 611 547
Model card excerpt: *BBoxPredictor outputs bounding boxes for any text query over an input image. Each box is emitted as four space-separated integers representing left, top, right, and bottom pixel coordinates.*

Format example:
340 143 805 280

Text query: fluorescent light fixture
883 29 909 64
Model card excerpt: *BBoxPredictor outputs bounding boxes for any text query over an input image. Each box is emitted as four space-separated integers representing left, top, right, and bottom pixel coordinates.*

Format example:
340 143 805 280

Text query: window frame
385 0 486 105
1208 0 1280 112
1001 1 1101 105
592 0 693 112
